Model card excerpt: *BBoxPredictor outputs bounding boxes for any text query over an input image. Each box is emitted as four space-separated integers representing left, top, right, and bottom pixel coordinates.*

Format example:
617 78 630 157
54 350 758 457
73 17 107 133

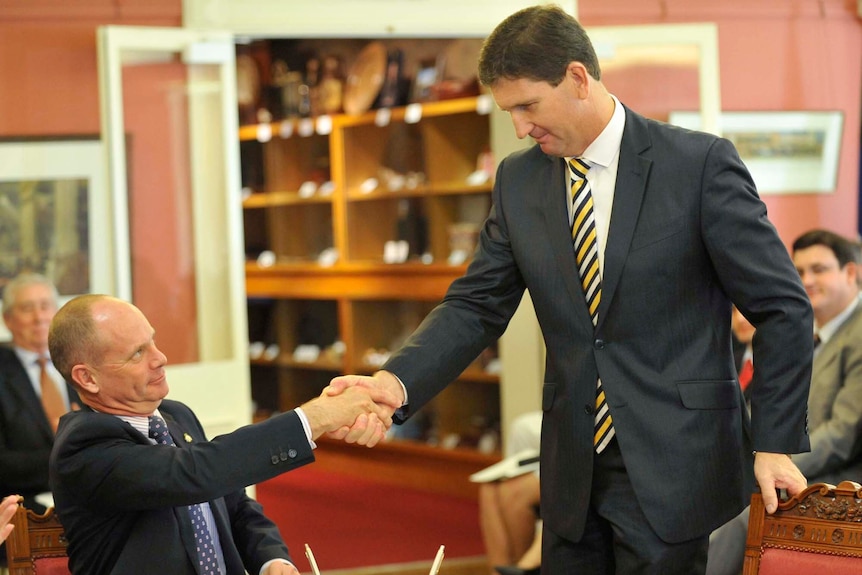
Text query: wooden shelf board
239 95 490 141
246 262 468 299
243 190 335 208
346 181 492 201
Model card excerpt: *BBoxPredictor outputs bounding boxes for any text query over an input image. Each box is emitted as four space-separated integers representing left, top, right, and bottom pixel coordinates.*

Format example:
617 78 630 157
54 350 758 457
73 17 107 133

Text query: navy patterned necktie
569 158 614 453
148 416 220 574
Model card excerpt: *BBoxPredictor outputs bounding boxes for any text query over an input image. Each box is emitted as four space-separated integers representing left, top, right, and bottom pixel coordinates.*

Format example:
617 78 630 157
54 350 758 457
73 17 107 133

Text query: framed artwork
0 136 112 338
669 110 844 194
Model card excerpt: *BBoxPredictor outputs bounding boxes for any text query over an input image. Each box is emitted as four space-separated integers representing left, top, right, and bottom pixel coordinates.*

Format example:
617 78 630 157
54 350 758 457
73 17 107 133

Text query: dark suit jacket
384 105 812 544
50 399 315 575
0 346 79 511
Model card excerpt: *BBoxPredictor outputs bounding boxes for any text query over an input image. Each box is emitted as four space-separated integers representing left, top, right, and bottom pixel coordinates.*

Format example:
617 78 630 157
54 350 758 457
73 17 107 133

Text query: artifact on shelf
248 341 265 360
292 344 321 363
319 55 344 114
256 250 276 268
447 222 481 265
262 343 280 361
377 48 406 109
316 247 338 267
362 347 391 368
343 41 387 115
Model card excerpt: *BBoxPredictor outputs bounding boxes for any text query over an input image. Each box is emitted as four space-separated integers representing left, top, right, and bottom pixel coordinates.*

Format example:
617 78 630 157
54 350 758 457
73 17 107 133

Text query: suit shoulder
0 346 22 367
836 304 862 337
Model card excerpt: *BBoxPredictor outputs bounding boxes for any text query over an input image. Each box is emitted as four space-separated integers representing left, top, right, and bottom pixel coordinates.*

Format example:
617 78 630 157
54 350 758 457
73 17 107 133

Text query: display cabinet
239 38 503 492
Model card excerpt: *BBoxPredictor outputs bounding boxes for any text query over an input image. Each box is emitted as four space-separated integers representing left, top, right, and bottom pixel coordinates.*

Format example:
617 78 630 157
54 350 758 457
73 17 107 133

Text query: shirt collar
816 294 860 345
13 346 48 366
114 408 164 440
577 94 625 169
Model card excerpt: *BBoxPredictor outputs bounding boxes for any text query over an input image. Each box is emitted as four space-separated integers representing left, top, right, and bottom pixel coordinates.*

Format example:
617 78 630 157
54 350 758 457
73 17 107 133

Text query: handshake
299 371 404 447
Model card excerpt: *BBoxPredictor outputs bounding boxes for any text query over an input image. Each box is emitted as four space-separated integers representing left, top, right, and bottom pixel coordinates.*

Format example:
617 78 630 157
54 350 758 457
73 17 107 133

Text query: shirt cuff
389 372 409 406
293 407 317 449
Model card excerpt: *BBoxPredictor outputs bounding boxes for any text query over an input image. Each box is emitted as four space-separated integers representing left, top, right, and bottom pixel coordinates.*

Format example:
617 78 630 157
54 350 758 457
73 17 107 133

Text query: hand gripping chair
743 480 862 574
4 501 69 575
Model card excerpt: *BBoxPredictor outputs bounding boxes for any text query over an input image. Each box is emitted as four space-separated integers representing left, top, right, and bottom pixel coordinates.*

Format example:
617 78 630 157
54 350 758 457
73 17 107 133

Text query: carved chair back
743 480 862 574
4 502 70 575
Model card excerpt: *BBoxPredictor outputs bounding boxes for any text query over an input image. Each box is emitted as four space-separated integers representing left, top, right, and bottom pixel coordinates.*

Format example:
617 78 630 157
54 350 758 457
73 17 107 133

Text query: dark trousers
542 439 708 574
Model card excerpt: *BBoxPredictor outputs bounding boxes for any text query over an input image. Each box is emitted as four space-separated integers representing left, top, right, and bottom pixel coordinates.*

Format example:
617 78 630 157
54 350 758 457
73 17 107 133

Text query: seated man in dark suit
48 294 398 575
0 274 80 515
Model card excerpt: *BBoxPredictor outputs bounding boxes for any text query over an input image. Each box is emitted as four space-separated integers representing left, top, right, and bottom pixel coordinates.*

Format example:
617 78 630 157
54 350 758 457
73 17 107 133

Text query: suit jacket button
271 455 280 465
288 449 298 458
584 404 594 415
279 451 289 461
593 339 605 350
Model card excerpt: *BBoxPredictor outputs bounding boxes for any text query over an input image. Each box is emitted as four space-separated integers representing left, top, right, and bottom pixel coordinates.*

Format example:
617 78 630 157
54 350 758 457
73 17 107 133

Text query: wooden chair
743 480 862 574
4 502 69 575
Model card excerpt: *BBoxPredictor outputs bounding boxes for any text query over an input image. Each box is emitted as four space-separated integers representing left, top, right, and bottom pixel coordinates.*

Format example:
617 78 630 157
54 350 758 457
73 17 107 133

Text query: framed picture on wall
669 110 844 194
0 136 112 339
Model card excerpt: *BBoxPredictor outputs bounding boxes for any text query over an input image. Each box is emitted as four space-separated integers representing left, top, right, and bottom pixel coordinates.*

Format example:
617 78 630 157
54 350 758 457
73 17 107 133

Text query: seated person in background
706 228 862 575
48 294 398 575
0 274 80 515
0 494 17 544
479 411 542 575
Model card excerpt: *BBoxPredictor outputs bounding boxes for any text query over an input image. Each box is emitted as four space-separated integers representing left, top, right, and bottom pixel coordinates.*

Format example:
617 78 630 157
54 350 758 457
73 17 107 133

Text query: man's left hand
753 452 807 514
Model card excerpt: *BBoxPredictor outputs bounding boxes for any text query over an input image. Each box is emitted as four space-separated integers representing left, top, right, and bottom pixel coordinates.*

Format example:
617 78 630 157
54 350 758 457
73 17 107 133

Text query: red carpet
256 466 484 570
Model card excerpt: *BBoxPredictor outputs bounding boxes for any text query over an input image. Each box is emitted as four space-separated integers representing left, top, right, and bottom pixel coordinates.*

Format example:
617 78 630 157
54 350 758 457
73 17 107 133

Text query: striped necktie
569 158 615 453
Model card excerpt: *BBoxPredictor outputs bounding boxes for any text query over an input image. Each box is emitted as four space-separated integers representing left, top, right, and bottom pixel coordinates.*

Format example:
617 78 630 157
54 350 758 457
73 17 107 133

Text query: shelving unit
241 92 502 494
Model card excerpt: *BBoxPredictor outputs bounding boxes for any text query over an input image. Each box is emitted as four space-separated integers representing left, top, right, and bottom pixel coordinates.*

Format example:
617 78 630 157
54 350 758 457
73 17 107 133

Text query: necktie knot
569 157 591 179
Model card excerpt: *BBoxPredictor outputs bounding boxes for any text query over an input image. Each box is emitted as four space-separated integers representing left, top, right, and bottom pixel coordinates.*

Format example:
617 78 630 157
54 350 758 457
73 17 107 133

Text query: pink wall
579 0 862 245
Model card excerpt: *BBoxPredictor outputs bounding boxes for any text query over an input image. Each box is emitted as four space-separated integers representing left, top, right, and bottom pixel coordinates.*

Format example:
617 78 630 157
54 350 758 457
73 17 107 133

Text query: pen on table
429 544 445 575
305 543 321 575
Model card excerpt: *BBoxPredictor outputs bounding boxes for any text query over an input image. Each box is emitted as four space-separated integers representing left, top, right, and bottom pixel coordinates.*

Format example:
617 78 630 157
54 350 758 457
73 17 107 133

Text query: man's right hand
324 371 404 444
300 382 400 447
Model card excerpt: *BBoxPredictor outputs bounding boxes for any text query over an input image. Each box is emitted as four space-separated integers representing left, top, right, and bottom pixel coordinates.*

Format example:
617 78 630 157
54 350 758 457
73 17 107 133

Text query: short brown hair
478 4 601 87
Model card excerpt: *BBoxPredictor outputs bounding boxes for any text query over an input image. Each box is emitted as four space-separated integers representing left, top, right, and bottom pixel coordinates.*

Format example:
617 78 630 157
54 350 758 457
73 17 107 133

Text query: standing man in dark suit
0 273 80 514
49 294 397 575
329 5 813 573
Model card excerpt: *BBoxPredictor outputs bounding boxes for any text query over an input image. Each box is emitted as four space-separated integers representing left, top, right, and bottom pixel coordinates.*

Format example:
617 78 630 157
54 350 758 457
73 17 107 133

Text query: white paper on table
468 448 540 483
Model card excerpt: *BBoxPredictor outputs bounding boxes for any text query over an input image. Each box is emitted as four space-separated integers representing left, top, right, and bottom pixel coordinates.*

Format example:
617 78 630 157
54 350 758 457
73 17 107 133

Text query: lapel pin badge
183 433 193 443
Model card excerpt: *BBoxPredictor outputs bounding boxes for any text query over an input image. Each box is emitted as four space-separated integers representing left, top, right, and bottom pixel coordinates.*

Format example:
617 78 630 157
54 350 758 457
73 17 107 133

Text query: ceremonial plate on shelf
343 41 387 115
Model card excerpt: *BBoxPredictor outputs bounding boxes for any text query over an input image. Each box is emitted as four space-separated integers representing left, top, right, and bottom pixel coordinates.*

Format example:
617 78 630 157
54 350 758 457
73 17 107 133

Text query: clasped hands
301 371 403 447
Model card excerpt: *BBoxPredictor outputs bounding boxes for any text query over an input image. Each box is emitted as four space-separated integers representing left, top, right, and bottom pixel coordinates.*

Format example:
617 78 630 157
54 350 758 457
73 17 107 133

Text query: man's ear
71 364 98 393
566 61 591 97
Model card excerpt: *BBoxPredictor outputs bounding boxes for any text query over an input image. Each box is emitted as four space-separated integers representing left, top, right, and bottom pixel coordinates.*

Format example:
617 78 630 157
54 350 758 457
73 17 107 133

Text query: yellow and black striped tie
569 158 614 453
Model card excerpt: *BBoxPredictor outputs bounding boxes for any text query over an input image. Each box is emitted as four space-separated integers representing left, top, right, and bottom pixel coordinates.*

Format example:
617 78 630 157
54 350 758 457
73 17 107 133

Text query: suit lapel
596 108 652 331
